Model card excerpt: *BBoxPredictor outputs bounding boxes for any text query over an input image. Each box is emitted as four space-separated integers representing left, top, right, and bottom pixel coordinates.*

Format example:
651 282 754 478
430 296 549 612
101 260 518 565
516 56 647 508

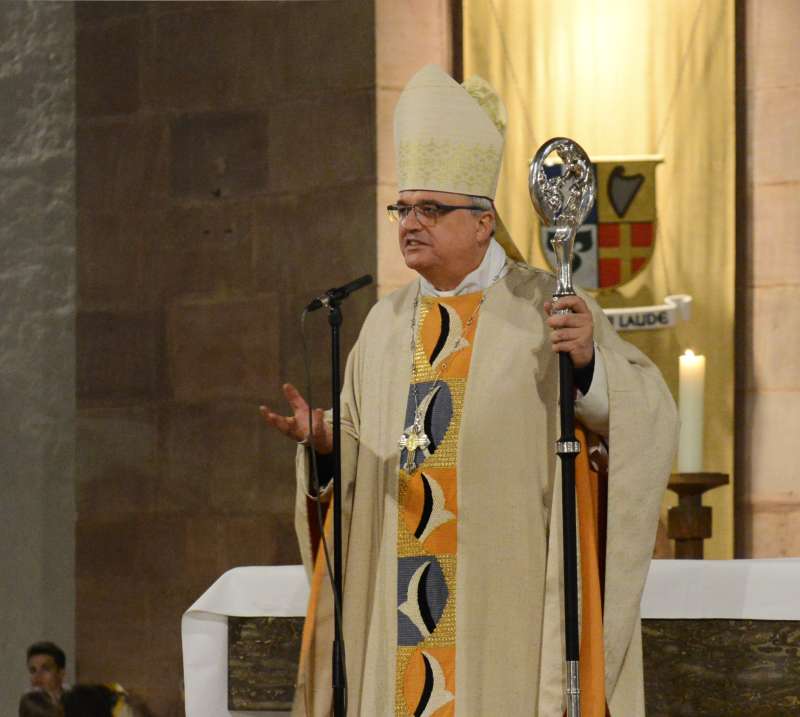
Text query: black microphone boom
306 274 373 312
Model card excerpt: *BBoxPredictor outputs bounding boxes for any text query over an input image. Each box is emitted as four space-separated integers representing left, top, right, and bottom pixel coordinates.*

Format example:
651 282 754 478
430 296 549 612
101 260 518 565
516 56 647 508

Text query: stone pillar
375 0 452 296
0 2 77 713
739 0 800 556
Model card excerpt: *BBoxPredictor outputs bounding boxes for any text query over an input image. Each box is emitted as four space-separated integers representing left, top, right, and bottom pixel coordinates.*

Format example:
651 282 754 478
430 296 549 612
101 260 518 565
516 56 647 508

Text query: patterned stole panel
396 292 484 717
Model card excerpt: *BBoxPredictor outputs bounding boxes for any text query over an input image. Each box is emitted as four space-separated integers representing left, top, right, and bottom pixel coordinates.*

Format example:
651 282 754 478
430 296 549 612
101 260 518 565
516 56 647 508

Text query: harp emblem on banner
539 159 659 290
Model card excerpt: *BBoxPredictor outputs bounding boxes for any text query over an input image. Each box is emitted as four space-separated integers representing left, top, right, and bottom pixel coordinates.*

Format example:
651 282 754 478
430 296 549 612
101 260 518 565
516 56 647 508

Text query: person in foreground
261 65 678 716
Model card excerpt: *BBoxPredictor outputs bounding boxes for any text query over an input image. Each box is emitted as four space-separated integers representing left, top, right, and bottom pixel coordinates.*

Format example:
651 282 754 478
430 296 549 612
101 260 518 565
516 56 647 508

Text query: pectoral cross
399 415 430 472
398 386 440 473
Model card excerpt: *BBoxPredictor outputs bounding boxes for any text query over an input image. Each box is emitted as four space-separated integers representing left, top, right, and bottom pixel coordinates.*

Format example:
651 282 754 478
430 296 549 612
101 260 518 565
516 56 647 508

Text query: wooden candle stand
667 473 729 559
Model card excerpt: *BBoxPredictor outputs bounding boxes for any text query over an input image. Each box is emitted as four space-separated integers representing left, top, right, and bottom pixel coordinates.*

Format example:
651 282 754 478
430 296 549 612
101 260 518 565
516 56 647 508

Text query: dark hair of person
26 642 66 670
18 691 61 717
61 685 116 717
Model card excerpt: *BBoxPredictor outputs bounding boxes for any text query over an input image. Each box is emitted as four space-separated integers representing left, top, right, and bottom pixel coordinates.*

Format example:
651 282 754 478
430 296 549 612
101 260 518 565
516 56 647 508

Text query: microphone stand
308 274 371 717
326 300 346 717
529 139 596 717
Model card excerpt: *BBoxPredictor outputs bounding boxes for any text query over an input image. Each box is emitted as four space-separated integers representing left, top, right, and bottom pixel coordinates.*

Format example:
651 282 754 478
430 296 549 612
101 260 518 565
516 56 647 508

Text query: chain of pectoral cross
398 267 506 472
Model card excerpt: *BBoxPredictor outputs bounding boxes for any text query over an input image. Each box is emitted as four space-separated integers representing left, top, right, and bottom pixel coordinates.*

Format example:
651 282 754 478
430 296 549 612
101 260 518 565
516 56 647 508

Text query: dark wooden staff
529 138 596 717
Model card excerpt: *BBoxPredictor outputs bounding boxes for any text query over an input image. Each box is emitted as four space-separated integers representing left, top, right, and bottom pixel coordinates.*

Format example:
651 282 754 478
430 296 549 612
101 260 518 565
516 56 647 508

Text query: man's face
396 190 493 291
28 654 64 697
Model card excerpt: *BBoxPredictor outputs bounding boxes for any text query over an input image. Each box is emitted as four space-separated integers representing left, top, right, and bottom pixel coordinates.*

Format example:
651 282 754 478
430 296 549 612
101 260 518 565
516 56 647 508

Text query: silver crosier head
528 138 596 298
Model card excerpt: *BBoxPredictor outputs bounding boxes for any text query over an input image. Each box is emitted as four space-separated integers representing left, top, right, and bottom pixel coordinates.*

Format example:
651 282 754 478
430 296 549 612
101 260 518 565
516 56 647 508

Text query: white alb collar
419 238 509 297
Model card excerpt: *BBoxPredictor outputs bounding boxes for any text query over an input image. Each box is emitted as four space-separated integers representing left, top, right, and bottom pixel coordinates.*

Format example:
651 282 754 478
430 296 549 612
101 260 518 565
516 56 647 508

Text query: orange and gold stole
396 292 484 717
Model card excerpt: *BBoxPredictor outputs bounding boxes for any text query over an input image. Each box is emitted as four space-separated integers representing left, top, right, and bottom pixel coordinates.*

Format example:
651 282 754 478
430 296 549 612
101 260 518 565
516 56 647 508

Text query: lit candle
678 349 706 472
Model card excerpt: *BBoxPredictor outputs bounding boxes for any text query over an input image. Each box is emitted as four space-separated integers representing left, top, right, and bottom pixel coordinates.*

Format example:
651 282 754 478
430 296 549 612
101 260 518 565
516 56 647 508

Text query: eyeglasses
386 202 488 227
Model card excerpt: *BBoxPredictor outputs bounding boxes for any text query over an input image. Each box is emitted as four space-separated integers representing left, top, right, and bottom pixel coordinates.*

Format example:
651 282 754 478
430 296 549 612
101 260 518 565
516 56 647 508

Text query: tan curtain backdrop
464 0 735 558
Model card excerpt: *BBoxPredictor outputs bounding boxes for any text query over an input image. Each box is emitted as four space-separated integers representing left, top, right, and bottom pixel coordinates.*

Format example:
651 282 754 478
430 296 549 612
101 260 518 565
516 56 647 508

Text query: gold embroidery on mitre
397 139 502 200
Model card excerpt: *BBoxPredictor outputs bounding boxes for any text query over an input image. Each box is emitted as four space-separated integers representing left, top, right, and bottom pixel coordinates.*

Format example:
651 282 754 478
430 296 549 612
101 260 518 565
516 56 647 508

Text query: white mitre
394 64 524 262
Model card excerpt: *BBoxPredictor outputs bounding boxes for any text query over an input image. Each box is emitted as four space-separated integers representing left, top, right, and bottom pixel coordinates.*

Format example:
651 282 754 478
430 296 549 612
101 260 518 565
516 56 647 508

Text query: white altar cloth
182 565 308 717
182 559 800 715
641 558 800 620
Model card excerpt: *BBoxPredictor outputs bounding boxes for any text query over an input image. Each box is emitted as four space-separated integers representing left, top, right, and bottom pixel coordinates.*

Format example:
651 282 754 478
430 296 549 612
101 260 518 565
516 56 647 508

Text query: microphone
305 274 373 312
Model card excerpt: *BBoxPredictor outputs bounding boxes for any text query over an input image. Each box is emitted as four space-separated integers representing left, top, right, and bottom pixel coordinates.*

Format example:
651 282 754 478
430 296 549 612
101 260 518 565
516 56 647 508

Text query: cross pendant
398 418 430 473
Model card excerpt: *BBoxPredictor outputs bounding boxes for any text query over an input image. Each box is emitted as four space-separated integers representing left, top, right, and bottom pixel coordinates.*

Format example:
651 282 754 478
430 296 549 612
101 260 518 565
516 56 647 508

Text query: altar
182 560 800 715
640 559 800 716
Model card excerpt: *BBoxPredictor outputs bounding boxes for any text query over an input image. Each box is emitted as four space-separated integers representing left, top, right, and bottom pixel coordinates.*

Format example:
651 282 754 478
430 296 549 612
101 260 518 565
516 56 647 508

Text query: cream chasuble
292 262 678 717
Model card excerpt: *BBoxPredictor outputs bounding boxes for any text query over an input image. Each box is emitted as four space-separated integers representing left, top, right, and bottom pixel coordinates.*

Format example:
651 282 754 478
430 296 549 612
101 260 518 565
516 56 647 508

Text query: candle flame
684 349 695 358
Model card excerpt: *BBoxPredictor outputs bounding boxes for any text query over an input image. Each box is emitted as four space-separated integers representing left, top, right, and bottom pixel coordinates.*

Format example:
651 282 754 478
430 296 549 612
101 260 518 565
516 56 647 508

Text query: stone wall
0 2 77 714
74 2 375 713
738 0 800 556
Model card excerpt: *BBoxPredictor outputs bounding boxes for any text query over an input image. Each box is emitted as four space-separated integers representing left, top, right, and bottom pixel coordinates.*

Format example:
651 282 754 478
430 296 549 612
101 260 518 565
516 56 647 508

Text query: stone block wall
75 2 376 713
0 3 77 714
738 0 800 557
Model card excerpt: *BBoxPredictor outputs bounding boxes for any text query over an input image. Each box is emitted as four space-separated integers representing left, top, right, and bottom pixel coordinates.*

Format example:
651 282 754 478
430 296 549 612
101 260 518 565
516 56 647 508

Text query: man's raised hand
259 383 333 455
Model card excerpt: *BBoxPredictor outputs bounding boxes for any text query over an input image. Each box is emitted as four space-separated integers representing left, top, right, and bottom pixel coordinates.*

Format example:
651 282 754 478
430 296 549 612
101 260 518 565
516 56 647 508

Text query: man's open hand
259 383 333 455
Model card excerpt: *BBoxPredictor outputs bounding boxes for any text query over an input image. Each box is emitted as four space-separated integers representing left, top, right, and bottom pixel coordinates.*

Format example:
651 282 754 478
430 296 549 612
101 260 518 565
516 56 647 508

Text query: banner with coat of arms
540 159 660 291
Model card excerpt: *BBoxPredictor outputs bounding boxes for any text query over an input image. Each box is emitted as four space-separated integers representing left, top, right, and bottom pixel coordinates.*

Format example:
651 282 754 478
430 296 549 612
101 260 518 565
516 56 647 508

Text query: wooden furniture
667 472 729 558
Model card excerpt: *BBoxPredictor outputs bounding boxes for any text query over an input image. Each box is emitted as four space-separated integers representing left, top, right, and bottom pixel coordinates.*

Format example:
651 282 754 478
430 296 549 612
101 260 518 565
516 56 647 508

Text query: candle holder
667 473 729 559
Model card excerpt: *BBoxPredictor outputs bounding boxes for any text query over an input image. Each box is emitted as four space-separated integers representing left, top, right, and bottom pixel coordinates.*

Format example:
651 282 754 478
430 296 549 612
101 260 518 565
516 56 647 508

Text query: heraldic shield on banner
540 159 659 290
